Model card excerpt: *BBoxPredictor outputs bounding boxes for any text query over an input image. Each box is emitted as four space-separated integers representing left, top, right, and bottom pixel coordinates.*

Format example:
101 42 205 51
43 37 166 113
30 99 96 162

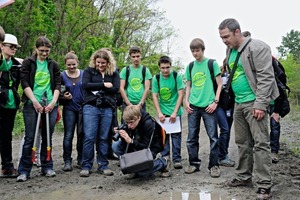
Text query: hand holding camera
112 123 128 141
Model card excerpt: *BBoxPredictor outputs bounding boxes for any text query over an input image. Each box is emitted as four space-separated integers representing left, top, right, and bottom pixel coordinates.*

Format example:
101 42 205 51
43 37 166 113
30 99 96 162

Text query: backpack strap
124 66 130 89
207 59 217 92
188 61 194 85
124 65 146 89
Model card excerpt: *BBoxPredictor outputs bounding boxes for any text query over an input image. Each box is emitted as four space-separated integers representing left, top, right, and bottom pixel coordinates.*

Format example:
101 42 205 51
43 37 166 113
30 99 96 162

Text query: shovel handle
46 147 51 161
31 147 37 163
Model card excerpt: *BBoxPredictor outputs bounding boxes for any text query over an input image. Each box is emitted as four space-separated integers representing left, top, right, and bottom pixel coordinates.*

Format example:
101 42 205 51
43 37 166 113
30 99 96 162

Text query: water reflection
170 191 236 200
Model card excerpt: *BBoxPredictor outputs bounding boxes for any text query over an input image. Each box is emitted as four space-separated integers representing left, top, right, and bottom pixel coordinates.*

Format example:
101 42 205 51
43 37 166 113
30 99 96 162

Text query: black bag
119 121 156 174
219 86 235 110
119 148 153 174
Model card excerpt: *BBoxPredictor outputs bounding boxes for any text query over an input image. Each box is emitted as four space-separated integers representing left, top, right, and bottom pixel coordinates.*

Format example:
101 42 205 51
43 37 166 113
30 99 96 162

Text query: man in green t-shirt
152 56 184 169
219 18 279 200
184 38 222 178
119 46 152 111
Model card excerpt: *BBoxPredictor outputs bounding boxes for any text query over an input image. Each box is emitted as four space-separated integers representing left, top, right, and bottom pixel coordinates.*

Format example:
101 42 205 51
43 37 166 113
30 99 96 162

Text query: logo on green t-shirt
192 72 206 88
35 71 50 86
160 87 172 100
130 77 142 91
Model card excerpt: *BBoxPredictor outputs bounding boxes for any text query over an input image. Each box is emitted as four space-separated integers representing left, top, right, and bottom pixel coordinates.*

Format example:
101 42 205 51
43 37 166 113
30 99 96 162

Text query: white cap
2 34 21 47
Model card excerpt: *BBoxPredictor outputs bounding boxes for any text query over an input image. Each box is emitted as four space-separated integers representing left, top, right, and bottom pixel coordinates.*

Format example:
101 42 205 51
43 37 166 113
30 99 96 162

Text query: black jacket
20 55 61 103
82 67 120 108
0 57 21 107
127 110 164 157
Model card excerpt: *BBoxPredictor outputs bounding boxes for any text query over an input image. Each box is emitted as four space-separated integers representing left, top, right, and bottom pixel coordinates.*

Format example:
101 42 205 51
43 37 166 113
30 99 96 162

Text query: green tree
277 30 300 63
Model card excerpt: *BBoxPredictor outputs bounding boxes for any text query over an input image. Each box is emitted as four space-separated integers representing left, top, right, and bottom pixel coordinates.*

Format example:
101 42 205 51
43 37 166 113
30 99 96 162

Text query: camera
96 91 105 107
112 123 128 141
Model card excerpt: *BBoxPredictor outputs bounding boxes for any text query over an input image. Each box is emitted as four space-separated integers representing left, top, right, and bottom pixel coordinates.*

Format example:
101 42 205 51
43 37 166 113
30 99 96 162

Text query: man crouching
112 105 170 178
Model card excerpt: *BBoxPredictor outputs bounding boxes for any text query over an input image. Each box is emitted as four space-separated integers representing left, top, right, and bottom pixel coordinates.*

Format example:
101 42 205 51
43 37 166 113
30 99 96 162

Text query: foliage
279 55 300 105
277 29 300 63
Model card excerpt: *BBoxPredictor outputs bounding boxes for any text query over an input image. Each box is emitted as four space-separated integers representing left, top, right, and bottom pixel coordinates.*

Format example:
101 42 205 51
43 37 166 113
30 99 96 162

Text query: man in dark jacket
112 105 170 178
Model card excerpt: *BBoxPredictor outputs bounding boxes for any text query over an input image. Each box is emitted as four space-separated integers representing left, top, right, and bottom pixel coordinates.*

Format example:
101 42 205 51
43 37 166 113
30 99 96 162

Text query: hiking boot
41 169 56 177
173 162 183 169
62 163 73 171
16 174 28 182
0 168 18 178
80 169 91 177
161 157 171 178
184 165 199 174
98 169 114 176
210 166 221 178
220 157 235 167
271 153 279 163
226 178 253 187
256 188 271 200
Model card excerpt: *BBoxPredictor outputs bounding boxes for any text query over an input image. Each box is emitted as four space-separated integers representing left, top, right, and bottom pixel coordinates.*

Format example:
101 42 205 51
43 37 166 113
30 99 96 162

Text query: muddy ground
1 112 300 200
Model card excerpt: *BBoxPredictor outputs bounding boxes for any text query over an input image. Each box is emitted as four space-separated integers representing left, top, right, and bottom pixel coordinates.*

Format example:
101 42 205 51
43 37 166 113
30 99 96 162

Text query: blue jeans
269 105 280 153
62 108 83 164
81 105 113 171
112 140 167 176
0 107 17 170
216 107 233 160
186 104 219 169
161 117 182 163
18 103 58 176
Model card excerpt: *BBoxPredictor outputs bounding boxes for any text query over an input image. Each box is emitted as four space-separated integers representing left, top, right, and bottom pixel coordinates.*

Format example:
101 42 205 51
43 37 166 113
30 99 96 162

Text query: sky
158 0 300 66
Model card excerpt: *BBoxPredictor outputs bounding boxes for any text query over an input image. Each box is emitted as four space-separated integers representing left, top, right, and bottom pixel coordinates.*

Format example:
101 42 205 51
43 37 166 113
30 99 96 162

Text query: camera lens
112 132 120 141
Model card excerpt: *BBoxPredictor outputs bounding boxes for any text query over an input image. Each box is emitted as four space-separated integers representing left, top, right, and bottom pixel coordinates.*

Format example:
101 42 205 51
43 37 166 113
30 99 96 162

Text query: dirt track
1 113 300 200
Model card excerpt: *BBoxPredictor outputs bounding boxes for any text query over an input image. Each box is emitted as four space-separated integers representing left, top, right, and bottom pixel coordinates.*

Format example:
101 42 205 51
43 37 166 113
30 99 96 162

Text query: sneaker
16 174 28 182
41 169 56 177
184 165 200 174
220 157 235 167
62 163 73 171
0 168 18 178
80 169 91 177
256 188 271 200
98 169 114 176
271 153 279 163
226 178 253 187
173 162 183 169
210 166 221 178
161 157 171 178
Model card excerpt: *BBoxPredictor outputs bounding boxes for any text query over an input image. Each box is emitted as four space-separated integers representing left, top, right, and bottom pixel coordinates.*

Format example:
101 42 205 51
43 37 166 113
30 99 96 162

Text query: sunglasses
3 44 19 50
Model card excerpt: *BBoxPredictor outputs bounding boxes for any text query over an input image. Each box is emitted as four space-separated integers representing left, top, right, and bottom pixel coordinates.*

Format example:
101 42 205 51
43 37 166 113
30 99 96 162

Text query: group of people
0 17 282 199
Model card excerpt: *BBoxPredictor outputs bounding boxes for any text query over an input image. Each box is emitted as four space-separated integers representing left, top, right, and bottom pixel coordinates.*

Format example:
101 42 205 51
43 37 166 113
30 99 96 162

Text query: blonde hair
89 49 116 75
123 105 141 122
64 51 79 63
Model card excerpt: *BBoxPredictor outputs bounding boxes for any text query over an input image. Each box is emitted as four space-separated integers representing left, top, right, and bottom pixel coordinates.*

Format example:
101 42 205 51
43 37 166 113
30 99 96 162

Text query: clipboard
157 116 181 134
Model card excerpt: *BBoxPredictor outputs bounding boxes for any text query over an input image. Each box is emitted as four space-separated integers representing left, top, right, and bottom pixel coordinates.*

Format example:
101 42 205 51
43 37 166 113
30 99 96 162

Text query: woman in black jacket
17 36 61 182
80 49 120 177
0 33 21 178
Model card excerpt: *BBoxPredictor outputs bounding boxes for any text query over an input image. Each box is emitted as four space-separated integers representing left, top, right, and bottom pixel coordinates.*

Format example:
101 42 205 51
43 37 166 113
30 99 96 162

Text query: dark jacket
20 55 61 103
127 110 164 157
0 57 21 107
82 67 120 108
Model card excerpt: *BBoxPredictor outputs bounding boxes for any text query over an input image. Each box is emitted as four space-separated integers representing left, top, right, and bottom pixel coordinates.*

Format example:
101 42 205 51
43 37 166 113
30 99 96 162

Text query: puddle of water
171 191 237 200
13 187 236 200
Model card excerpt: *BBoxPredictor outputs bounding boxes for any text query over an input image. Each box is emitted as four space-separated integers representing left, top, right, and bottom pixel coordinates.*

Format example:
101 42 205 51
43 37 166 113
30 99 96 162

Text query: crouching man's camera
112 123 128 141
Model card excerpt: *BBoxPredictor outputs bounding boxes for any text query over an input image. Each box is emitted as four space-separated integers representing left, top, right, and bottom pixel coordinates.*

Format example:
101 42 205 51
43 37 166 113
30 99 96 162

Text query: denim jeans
112 140 167 176
216 107 233 160
62 108 83 164
186 104 219 170
81 105 113 171
0 107 17 170
160 117 182 163
269 105 280 153
18 103 58 176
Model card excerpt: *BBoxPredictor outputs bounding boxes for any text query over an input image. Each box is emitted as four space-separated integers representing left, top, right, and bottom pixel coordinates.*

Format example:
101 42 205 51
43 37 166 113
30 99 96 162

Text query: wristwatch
213 99 219 104
139 102 144 106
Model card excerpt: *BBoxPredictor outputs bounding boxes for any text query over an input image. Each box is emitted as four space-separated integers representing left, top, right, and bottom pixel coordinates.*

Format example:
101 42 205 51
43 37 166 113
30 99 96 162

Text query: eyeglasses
38 49 50 53
3 44 19 50
125 118 138 125
160 66 171 70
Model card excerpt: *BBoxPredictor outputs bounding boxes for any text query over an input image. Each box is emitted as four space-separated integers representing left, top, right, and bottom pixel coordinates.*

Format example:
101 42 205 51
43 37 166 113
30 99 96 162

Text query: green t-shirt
184 58 220 107
33 60 53 104
228 49 255 103
151 71 184 116
120 65 152 104
0 60 16 109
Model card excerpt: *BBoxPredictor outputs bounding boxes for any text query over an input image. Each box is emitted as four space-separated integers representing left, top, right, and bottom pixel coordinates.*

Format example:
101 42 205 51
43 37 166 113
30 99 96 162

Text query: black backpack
188 59 217 91
272 57 291 118
155 71 178 93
